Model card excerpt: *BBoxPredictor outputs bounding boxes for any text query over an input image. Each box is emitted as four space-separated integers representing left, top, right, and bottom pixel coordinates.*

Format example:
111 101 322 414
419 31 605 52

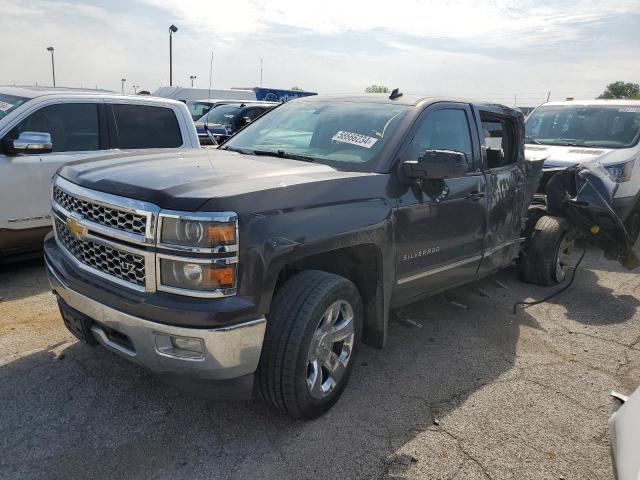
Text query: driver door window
6 103 100 153
403 108 473 167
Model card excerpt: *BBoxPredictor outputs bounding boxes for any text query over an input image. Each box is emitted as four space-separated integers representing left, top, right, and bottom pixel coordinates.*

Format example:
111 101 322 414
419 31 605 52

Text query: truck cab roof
294 94 520 116
0 86 185 106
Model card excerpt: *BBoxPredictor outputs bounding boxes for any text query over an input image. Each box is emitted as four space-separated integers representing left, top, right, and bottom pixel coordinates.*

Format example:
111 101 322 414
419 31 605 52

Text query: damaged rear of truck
522 153 639 284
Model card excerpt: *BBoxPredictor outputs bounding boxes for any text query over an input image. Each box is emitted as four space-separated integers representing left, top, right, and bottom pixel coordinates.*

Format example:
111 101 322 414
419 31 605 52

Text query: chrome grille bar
55 217 146 287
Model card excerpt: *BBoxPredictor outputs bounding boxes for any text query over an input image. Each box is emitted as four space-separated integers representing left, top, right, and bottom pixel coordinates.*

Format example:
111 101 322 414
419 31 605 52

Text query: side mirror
4 131 53 155
402 149 468 181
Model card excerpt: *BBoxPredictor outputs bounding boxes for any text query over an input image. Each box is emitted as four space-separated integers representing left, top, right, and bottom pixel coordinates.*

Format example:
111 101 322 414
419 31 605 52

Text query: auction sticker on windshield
0 101 14 112
332 131 378 148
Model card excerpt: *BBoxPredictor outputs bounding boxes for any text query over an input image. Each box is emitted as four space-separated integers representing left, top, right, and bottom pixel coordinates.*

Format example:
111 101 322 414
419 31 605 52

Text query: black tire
257 270 363 419
517 207 547 281
519 215 575 286
624 202 640 246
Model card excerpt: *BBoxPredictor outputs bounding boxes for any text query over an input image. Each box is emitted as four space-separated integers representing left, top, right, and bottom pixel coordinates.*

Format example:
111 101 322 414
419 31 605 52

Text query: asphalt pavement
1 247 639 479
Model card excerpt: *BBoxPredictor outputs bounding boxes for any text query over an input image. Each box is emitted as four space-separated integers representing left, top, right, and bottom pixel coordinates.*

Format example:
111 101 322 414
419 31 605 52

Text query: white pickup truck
0 86 200 262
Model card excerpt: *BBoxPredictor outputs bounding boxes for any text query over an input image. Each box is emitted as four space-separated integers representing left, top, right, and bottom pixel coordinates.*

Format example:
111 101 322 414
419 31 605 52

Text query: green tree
365 85 389 93
597 81 640 99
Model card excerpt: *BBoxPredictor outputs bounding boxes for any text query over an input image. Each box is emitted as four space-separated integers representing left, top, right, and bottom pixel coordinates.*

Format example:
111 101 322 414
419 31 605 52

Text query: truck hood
525 144 634 169
57 148 374 212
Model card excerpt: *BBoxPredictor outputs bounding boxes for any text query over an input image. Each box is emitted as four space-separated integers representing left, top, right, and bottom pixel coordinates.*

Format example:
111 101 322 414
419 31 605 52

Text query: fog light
155 333 204 359
171 336 203 353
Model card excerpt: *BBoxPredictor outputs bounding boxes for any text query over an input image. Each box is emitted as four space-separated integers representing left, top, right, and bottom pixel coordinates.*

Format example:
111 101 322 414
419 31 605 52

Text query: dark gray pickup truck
44 93 636 418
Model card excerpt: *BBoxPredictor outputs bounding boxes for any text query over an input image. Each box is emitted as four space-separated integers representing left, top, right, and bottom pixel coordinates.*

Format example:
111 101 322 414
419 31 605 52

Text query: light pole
46 47 56 87
133 84 139 94
169 24 178 86
121 78 126 94
189 75 196 87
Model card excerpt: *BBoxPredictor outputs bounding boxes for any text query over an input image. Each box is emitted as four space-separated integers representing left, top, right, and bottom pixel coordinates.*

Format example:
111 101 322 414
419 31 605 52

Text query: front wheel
257 270 363 419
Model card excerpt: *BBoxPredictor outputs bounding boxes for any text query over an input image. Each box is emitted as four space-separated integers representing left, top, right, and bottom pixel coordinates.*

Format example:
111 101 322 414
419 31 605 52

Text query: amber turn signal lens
207 265 235 288
206 223 236 245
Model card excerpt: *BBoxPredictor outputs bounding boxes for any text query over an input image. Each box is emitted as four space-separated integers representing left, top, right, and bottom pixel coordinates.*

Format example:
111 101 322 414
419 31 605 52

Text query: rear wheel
519 215 575 286
257 270 362 419
624 202 640 246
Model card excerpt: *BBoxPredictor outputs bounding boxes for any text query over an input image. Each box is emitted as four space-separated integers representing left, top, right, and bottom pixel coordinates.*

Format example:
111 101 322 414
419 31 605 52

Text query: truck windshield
0 94 30 120
198 105 241 125
222 101 409 169
525 104 640 149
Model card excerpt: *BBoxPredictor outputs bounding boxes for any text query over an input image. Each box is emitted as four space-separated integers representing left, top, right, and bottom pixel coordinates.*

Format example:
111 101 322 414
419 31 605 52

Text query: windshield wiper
220 146 251 154
554 138 585 147
251 149 317 163
524 135 542 145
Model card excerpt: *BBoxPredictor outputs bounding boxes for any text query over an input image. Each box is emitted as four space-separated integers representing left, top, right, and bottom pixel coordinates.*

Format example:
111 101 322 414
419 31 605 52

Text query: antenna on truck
389 88 403 100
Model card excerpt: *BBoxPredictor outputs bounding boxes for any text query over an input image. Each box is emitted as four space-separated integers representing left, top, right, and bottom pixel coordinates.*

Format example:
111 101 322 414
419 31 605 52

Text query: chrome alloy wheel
306 300 355 399
555 234 574 282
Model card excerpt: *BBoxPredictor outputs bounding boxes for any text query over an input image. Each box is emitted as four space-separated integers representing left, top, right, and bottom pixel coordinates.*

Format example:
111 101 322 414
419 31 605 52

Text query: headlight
159 258 236 292
604 159 635 182
160 216 237 248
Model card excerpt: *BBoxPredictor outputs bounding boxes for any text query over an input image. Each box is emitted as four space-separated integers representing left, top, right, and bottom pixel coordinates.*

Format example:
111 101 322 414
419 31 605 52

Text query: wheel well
276 244 383 347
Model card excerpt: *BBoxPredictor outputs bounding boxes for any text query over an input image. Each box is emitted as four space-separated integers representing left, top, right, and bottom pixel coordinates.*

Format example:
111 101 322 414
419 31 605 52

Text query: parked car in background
525 100 640 243
194 102 278 144
153 86 317 104
609 387 640 480
186 99 279 122
0 86 199 262
153 87 257 103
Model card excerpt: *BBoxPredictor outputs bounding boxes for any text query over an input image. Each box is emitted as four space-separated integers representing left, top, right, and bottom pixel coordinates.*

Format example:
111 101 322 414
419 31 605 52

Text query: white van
525 100 640 243
0 86 200 262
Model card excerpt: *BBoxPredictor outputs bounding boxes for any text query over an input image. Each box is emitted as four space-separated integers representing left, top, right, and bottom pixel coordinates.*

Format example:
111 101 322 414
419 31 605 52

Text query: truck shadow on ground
0 258 633 479
0 258 50 302
544 266 640 325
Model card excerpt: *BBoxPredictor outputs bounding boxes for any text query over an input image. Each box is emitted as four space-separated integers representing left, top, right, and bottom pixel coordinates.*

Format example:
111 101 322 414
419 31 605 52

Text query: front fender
238 196 396 347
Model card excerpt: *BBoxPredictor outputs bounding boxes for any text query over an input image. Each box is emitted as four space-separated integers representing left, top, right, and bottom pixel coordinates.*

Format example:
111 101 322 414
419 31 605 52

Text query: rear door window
481 116 517 169
110 104 182 149
6 103 100 153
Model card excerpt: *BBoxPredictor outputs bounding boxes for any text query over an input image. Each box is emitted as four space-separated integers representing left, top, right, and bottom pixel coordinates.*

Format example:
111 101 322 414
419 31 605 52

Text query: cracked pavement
1 245 639 479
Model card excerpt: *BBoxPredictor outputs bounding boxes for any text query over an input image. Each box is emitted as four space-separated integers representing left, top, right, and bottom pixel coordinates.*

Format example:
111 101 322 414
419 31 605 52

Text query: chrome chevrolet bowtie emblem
65 216 88 241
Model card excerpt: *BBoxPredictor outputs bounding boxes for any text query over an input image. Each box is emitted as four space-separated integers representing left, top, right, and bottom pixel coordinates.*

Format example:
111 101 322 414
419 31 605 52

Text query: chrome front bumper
46 260 266 381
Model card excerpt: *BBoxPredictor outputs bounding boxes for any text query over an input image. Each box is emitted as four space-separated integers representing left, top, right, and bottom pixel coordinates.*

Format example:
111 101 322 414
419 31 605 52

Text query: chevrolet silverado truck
44 93 636 419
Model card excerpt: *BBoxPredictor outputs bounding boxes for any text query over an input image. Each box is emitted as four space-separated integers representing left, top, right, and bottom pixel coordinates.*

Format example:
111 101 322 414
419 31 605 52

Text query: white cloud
143 0 640 46
1 0 639 104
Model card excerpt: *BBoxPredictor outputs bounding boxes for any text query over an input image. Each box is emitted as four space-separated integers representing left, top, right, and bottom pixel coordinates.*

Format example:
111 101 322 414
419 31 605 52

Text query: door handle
466 191 485 201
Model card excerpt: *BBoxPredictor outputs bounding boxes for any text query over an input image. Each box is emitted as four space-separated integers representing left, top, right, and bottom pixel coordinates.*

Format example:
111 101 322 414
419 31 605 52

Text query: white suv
0 86 200 262
525 100 640 243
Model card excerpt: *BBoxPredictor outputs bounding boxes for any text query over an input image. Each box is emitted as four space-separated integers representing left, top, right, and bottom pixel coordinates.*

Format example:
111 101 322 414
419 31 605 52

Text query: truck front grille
55 218 146 287
53 186 147 236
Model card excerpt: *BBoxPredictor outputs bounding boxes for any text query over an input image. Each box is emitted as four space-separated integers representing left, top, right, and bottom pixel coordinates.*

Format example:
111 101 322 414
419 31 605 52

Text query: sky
2 0 640 106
